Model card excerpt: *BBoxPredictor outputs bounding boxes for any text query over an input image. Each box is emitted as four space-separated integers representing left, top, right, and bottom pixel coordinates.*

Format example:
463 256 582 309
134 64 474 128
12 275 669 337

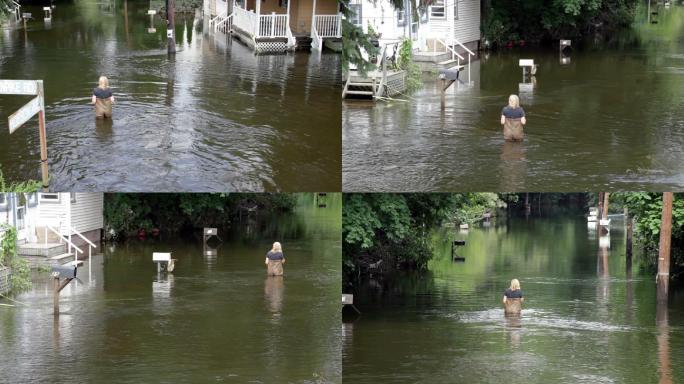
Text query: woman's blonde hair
510 278 521 291
508 94 520 109
98 76 109 89
271 242 282 253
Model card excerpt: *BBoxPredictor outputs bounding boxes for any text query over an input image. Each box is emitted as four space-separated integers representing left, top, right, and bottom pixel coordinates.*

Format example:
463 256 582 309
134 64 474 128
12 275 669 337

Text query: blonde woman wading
503 278 524 315
265 242 286 276
92 76 115 119
501 94 526 141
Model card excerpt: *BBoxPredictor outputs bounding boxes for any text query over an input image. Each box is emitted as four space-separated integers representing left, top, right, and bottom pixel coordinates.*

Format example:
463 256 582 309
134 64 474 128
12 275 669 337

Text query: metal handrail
435 37 464 62
70 226 96 249
45 224 83 255
452 37 475 57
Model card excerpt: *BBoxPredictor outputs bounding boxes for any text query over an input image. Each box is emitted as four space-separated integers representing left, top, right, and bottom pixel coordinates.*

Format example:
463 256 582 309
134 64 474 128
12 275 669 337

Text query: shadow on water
344 212 684 383
0 2 341 191
343 6 684 191
0 196 342 382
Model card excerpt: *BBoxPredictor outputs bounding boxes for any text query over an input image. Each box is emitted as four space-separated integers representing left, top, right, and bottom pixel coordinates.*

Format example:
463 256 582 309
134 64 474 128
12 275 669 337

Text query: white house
206 0 342 53
0 193 103 249
349 0 481 54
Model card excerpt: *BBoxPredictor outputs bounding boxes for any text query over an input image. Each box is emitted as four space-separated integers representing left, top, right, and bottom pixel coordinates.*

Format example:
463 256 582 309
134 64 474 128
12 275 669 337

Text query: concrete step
348 82 375 87
345 90 375 96
17 242 66 257
49 253 75 264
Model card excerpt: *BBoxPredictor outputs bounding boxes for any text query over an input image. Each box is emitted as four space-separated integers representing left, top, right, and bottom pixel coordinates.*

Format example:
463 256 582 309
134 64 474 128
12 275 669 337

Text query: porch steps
49 253 76 264
343 78 378 99
295 35 312 51
17 242 66 258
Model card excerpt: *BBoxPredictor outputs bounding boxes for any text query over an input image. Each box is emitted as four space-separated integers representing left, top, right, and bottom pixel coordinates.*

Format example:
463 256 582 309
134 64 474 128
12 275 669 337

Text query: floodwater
344 212 684 383
0 1 341 191
0 195 341 383
343 5 684 191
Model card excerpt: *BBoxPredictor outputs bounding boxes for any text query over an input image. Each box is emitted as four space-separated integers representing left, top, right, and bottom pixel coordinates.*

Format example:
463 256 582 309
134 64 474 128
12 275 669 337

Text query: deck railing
233 6 257 37
315 14 341 38
258 13 289 38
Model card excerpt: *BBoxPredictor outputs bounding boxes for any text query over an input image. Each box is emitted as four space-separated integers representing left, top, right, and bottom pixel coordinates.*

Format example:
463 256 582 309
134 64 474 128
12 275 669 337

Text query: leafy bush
0 225 31 294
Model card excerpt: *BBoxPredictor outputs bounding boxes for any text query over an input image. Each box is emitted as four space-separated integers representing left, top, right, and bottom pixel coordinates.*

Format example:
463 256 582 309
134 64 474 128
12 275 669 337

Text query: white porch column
311 0 316 33
255 0 261 36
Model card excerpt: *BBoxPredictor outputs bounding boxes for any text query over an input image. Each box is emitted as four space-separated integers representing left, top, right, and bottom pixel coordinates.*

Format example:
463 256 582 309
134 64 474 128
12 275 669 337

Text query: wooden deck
343 69 407 100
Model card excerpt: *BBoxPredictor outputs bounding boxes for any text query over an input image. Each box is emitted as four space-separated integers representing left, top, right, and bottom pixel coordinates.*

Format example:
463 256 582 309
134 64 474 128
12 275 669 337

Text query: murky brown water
0 194 341 382
0 2 341 191
344 212 684 383
343 6 684 191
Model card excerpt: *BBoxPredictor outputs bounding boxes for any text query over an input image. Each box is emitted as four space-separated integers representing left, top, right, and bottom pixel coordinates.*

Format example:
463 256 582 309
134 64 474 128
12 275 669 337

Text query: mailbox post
52 265 77 315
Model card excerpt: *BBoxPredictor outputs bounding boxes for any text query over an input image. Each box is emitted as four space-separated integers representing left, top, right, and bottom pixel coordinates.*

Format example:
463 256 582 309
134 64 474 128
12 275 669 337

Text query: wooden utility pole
626 209 633 272
166 0 176 54
657 192 673 303
597 192 604 220
602 192 610 220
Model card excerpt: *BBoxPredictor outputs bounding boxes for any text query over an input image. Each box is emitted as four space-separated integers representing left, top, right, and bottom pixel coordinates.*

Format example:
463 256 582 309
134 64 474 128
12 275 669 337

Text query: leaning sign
0 79 49 189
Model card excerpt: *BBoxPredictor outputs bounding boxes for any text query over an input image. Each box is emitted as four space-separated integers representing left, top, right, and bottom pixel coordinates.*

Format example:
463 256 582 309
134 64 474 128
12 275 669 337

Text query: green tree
343 193 504 283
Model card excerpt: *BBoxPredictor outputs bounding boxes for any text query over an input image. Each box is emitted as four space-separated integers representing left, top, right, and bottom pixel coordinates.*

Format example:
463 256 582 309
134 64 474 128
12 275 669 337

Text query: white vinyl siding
70 193 104 235
453 0 479 45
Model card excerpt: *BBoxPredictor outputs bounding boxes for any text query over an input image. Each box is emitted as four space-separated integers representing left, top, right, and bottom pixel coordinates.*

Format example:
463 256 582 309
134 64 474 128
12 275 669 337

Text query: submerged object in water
504 298 522 315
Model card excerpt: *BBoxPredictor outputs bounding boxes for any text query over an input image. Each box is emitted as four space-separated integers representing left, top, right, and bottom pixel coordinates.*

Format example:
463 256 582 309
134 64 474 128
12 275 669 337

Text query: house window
279 0 287 9
349 3 362 26
430 0 445 19
70 192 77 203
39 193 60 203
0 194 7 209
397 8 406 27
454 0 459 20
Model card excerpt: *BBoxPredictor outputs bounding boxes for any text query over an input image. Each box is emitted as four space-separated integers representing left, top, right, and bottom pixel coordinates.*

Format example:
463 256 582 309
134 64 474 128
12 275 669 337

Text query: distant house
0 193 103 266
206 0 342 53
349 0 481 53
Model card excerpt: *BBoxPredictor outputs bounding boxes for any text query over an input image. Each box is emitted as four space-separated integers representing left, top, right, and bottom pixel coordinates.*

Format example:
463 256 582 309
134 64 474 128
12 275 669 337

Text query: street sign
0 79 49 188
8 96 41 134
0 79 39 95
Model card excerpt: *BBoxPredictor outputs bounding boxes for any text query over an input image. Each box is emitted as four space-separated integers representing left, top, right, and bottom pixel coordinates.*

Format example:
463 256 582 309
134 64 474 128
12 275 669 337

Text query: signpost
0 79 50 189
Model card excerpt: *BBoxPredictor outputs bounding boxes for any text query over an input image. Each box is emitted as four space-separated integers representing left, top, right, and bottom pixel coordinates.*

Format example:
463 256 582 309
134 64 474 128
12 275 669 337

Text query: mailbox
153 252 171 262
147 10 157 15
52 264 77 279
22 12 32 19
439 68 460 81
204 228 217 236
453 240 466 246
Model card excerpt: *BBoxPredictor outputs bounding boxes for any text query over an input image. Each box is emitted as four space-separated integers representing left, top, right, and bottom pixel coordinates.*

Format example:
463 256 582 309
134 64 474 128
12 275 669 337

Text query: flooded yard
0 1 341 191
0 196 341 382
343 212 684 383
343 6 684 191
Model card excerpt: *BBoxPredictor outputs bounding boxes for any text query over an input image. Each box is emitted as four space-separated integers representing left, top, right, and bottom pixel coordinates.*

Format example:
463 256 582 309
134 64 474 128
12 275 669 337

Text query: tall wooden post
53 276 60 315
657 192 673 302
37 81 49 190
602 192 610 220
597 192 604 220
166 0 176 54
626 210 633 273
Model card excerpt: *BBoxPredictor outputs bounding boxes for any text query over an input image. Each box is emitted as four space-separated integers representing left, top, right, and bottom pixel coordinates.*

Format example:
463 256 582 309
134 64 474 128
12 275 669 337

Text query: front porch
209 0 342 53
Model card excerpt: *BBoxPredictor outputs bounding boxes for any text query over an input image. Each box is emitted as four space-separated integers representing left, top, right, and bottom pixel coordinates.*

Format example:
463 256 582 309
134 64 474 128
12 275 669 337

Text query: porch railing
258 13 289 38
233 6 257 38
315 14 341 38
